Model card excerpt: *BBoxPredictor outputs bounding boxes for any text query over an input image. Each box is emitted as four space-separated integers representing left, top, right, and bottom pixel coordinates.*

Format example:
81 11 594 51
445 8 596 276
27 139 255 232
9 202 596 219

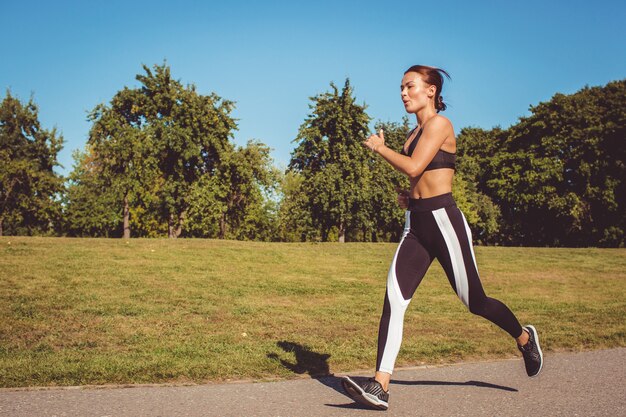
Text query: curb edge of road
2 347 623 394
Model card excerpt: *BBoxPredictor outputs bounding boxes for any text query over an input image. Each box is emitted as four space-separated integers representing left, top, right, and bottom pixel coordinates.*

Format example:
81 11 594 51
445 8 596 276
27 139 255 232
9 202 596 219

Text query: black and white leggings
376 192 523 374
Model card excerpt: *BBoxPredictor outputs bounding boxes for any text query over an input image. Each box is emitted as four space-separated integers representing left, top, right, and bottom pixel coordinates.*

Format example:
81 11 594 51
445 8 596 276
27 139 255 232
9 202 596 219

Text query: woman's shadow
267 341 518 410
266 341 345 395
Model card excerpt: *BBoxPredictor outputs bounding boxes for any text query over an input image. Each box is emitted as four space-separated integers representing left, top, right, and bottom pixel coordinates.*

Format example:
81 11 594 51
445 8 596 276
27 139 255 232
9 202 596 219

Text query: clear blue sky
2 0 624 175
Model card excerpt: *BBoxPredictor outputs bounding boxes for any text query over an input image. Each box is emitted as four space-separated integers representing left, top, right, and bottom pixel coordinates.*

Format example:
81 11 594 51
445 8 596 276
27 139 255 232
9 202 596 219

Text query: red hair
404 65 451 112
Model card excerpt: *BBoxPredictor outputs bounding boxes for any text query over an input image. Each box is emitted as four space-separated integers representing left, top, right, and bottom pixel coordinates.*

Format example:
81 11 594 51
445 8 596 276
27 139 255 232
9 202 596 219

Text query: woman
341 65 543 411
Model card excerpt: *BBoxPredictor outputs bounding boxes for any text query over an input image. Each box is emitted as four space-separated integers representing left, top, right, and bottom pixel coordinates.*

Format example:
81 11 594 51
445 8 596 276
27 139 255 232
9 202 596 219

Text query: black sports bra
400 127 456 171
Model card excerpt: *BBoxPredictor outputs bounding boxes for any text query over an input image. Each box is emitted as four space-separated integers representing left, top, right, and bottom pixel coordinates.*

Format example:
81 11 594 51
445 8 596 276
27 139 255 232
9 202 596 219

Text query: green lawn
1 237 625 388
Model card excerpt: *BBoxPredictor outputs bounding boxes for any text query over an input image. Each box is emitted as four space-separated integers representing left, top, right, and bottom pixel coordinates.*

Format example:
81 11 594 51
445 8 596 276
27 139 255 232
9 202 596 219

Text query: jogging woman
341 65 543 411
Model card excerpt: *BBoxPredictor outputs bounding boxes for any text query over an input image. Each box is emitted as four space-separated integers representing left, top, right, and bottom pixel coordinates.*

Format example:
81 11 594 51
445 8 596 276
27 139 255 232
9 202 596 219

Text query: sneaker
341 376 389 410
518 325 544 377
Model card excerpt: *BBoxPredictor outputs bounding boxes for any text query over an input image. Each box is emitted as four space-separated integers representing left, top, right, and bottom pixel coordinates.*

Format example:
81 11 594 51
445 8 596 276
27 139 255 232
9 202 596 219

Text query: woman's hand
396 186 409 209
364 129 385 153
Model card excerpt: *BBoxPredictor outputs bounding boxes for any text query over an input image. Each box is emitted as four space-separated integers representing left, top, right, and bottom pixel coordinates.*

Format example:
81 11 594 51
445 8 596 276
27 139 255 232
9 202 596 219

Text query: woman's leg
429 204 544 376
430 205 523 338
375 212 434 389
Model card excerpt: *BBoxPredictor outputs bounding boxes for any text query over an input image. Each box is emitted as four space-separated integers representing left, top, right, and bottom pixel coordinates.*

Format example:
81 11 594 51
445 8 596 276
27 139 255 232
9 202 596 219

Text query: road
1 348 624 416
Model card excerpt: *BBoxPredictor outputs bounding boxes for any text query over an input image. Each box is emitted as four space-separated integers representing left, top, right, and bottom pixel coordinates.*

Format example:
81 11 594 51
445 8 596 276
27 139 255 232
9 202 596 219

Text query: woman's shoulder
423 114 454 135
427 114 453 128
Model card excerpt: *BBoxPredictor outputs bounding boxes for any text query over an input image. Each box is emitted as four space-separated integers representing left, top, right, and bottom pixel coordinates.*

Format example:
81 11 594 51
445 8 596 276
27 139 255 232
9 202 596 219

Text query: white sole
341 376 389 410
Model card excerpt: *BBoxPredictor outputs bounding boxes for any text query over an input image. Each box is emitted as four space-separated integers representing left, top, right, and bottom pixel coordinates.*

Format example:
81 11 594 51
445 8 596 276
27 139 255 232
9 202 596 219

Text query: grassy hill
1 237 624 388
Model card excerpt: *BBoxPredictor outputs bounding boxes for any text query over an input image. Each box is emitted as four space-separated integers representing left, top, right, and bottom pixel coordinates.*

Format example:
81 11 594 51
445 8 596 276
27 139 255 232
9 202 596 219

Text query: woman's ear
427 84 437 98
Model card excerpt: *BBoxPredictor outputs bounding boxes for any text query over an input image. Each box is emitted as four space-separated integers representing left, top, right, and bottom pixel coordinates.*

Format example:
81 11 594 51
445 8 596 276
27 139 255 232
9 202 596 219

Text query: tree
486 80 625 246
63 147 122 237
276 171 318 241
186 140 279 240
83 63 237 238
138 65 237 238
457 79 625 247
454 127 505 244
0 91 64 236
87 87 153 238
367 120 411 242
288 79 372 242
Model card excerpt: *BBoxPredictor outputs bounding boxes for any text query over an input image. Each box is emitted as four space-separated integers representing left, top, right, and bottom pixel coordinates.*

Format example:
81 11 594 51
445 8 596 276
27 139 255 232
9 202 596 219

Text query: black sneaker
341 376 389 410
518 325 544 377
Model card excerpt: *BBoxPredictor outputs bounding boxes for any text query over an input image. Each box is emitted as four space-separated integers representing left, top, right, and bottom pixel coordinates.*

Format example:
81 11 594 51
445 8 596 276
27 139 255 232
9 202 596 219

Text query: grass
1 237 625 388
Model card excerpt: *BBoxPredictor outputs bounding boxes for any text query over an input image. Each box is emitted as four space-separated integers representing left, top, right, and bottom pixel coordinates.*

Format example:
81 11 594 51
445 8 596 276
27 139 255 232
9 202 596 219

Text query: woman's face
400 72 435 114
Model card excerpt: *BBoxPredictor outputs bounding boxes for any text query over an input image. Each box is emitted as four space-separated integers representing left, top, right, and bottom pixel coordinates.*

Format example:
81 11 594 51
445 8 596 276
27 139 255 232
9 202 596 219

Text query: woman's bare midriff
402 127 456 199
410 168 454 199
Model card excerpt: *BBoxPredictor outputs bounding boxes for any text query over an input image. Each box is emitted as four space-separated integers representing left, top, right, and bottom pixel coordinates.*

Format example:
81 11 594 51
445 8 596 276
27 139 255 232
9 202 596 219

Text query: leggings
376 192 523 374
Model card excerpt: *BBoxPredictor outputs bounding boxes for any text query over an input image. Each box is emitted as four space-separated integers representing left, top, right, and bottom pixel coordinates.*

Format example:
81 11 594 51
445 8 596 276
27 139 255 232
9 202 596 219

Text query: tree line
1 63 624 246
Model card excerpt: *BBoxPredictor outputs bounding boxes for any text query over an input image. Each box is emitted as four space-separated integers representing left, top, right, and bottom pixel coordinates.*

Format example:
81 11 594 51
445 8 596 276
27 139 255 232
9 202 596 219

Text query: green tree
87 87 154 238
454 126 505 243
451 171 501 244
186 140 279 240
82 63 237 238
0 91 64 236
288 79 372 242
64 147 122 237
487 80 625 246
368 119 411 242
276 171 318 241
456 80 625 247
137 64 237 238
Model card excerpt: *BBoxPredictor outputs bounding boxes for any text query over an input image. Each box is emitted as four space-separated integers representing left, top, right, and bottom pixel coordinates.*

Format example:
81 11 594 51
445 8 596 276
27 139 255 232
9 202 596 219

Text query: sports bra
400 127 456 171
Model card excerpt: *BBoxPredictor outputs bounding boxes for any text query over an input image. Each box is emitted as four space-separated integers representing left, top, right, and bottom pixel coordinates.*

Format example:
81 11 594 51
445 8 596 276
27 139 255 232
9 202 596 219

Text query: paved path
1 348 625 416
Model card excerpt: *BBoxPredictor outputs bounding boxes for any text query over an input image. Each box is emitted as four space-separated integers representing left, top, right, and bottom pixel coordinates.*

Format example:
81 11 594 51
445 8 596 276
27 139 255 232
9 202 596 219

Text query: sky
1 0 625 176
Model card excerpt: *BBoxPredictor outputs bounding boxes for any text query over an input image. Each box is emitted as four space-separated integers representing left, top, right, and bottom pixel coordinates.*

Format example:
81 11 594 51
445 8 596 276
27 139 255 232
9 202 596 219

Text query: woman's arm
396 186 410 209
365 117 451 178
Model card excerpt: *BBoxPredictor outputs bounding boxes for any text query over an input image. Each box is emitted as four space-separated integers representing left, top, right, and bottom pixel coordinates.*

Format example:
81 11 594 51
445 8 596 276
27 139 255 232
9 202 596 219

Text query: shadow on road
267 340 516 412
323 376 517 410
267 340 331 377
392 379 518 392
267 341 350 398
325 402 385 411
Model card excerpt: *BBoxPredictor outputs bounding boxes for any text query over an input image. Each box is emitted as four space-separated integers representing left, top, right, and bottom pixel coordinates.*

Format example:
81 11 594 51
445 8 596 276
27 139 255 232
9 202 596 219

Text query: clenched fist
364 129 385 152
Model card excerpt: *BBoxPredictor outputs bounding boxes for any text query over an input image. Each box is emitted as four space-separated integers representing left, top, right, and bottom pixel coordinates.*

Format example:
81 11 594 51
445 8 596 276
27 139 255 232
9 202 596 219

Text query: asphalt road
1 348 625 417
